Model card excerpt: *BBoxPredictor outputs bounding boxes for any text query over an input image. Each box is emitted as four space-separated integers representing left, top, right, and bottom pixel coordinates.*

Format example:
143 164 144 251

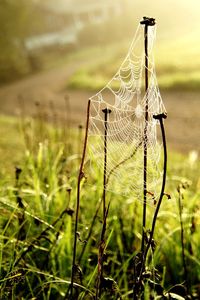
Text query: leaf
166 292 185 300
167 284 187 297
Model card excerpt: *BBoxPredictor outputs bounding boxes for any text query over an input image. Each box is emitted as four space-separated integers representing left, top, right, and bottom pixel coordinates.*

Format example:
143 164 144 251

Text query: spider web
87 23 166 205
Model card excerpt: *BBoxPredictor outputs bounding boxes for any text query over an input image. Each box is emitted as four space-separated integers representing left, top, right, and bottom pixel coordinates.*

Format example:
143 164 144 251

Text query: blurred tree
0 0 39 83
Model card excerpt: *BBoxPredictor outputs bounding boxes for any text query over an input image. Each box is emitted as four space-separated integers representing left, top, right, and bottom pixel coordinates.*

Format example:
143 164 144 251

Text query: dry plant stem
95 108 111 300
106 141 143 185
141 22 149 253
95 203 110 300
79 140 143 264
136 113 167 297
102 108 111 217
145 114 167 259
140 16 156 254
70 100 91 299
178 186 188 291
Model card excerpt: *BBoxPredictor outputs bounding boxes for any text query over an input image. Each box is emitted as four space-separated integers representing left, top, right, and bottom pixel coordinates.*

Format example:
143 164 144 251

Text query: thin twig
95 108 111 300
102 108 111 217
78 141 143 265
145 114 167 259
140 16 156 254
95 202 111 300
69 100 91 299
142 21 149 254
106 141 143 185
134 113 167 298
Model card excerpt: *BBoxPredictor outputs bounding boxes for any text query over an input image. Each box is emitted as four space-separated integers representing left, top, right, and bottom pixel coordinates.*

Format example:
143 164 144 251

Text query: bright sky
36 0 200 40
129 0 200 34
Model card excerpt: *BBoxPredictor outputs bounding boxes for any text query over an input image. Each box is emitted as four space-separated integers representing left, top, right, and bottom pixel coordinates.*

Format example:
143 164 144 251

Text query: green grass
0 116 25 176
0 114 199 299
67 33 200 92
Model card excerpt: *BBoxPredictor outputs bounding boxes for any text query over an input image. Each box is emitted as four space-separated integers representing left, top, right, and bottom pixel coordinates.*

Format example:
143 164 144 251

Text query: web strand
87 22 166 205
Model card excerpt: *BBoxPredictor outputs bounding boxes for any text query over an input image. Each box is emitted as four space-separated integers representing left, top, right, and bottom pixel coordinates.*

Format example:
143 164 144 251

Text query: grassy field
67 33 200 92
0 3 199 298
0 113 199 299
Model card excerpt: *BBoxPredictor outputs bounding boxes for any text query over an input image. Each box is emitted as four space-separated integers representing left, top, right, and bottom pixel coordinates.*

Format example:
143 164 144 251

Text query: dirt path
0 63 199 153
0 61 86 117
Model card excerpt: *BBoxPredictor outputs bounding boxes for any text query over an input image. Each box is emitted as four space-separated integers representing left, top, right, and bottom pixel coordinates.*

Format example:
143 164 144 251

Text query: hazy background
0 0 199 152
0 0 200 83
